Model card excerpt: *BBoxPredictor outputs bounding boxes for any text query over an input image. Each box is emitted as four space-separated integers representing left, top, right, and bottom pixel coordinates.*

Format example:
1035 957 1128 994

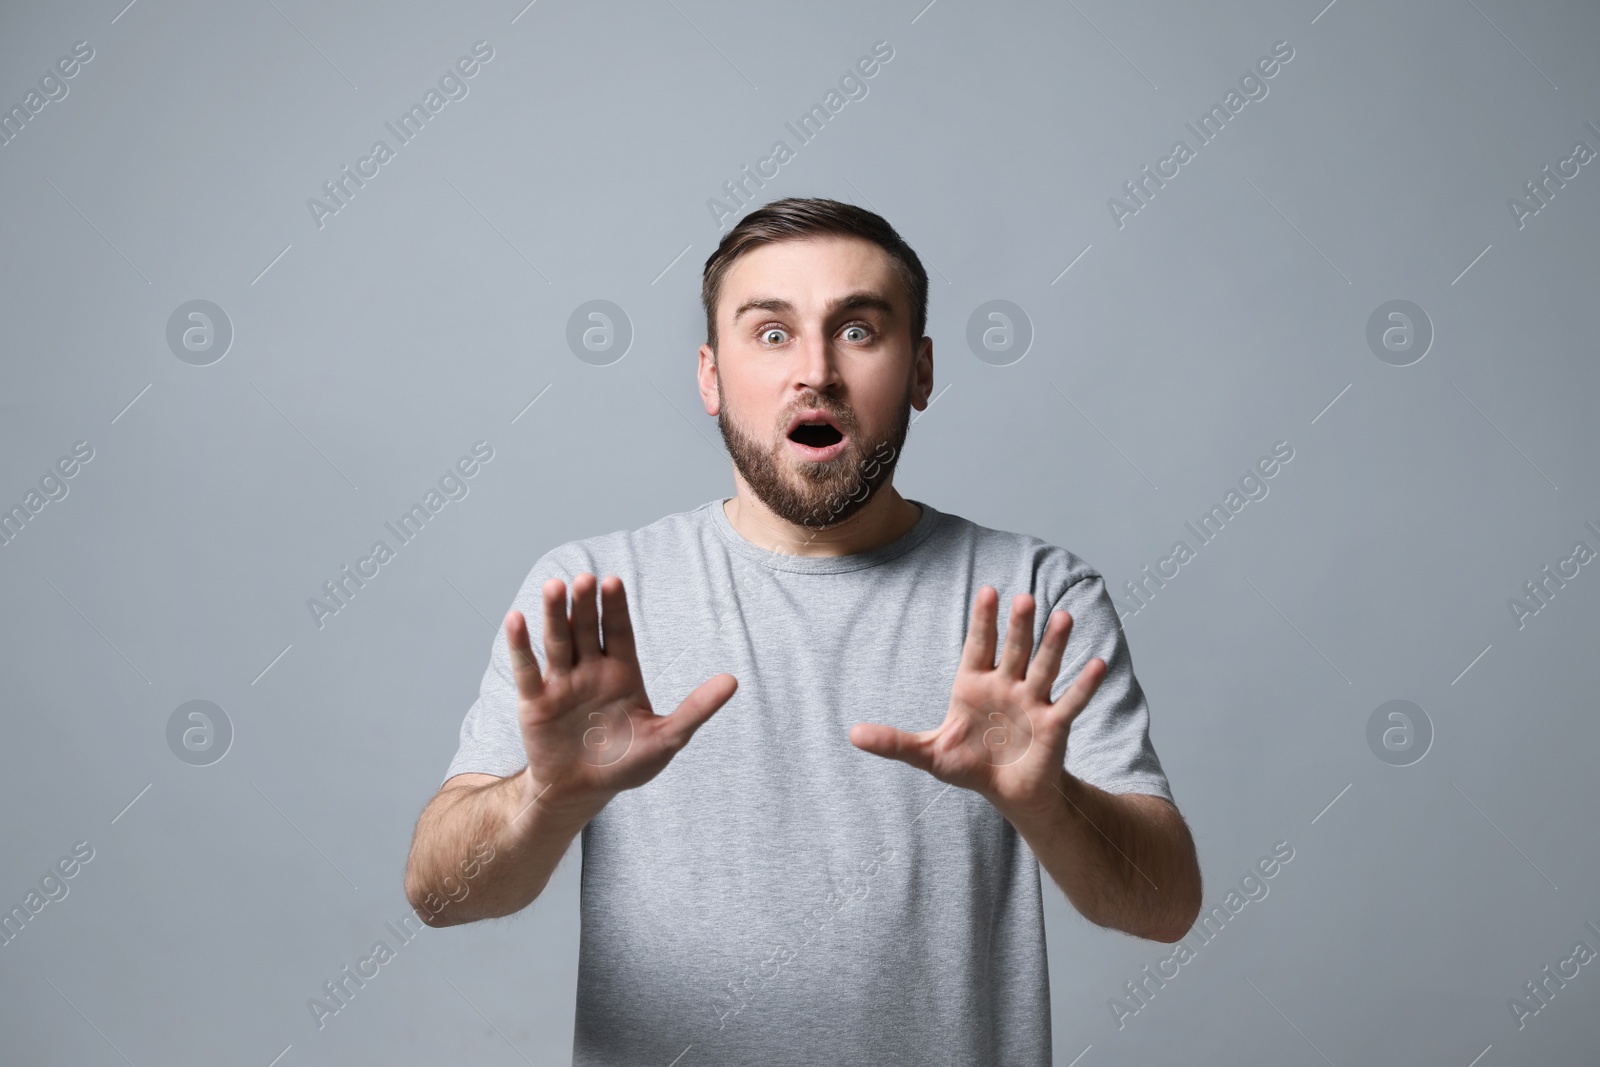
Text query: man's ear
697 343 721 416
911 336 934 409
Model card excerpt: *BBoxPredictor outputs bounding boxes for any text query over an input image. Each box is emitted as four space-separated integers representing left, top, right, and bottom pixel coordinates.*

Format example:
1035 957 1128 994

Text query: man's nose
794 328 843 393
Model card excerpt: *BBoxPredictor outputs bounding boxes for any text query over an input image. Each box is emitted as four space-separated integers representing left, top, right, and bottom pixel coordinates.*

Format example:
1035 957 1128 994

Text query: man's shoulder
932 505 1104 593
527 500 718 575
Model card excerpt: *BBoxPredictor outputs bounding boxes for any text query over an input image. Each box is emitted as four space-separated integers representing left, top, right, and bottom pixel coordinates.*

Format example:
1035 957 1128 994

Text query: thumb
849 722 935 773
655 674 738 751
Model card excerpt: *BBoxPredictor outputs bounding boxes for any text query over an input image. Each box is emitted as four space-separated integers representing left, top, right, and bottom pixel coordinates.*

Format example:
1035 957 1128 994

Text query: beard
716 374 913 531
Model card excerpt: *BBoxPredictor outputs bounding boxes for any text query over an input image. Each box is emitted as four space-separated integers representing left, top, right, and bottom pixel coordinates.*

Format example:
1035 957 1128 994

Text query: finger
569 573 602 661
995 593 1037 679
654 673 739 751
1024 609 1074 702
960 586 999 673
1052 656 1107 728
848 722 935 774
598 575 638 663
541 577 574 671
504 610 545 702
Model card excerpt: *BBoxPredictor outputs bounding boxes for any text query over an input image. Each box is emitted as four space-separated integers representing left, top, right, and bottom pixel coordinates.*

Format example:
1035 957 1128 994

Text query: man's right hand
508 572 737 827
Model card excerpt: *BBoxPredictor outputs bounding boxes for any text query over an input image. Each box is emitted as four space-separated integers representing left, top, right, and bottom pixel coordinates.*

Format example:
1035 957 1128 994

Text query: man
404 197 1202 1065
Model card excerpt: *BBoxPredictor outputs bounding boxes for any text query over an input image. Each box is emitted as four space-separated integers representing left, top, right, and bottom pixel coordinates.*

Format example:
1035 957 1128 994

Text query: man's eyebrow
731 291 898 324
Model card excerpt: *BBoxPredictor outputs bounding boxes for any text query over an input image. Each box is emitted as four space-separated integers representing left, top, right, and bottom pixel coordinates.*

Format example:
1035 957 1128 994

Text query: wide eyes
758 323 873 346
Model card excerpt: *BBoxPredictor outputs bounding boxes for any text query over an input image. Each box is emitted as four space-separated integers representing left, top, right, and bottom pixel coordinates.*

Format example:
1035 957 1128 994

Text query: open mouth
783 408 850 461
787 421 845 448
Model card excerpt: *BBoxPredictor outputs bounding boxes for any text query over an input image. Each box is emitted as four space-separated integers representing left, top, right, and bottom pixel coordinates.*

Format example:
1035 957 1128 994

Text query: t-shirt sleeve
440 553 570 787
1047 571 1174 803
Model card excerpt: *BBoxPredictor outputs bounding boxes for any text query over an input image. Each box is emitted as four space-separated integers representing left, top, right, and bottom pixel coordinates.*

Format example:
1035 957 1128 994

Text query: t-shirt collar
707 495 940 573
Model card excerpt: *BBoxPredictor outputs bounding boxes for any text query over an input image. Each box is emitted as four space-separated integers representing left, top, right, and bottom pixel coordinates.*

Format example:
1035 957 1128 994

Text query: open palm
510 572 738 820
849 585 1104 815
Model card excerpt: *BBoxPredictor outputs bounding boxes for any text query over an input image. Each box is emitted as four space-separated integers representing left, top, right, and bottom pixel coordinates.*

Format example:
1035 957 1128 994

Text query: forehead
719 235 902 320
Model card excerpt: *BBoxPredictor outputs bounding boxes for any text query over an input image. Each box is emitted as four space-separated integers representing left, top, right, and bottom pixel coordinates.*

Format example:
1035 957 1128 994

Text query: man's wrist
993 765 1079 835
510 767 608 834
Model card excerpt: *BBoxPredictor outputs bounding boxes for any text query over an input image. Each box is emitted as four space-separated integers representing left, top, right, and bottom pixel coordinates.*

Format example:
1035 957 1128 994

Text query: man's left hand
849 585 1097 820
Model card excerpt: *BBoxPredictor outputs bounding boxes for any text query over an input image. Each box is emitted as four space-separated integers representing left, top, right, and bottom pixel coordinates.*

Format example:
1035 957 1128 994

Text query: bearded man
404 196 1201 1066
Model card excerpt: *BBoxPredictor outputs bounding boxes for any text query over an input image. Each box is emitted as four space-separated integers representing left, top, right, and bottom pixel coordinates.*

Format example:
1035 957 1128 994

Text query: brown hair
700 197 929 354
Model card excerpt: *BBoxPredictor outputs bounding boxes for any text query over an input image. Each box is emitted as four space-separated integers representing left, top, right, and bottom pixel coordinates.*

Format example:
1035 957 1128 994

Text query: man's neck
723 483 923 557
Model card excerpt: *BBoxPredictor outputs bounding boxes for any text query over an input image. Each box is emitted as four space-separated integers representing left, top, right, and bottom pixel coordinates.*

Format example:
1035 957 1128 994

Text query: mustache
779 398 855 434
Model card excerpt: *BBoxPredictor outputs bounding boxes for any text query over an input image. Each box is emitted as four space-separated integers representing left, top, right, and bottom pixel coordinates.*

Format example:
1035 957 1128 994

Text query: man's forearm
404 770 594 928
998 767 1201 942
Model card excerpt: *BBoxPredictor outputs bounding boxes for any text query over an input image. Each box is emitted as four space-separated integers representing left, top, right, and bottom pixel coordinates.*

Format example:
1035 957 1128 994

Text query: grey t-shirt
444 497 1173 1065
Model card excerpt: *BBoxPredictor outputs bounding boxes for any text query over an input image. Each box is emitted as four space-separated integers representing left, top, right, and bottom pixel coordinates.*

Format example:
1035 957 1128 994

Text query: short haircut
700 197 929 354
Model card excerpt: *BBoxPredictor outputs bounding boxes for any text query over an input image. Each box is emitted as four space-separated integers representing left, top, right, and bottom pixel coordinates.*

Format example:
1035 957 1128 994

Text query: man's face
698 235 933 530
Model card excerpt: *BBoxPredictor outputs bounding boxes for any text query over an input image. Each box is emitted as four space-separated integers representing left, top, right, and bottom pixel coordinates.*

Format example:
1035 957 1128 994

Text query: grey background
2 0 1597 1063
